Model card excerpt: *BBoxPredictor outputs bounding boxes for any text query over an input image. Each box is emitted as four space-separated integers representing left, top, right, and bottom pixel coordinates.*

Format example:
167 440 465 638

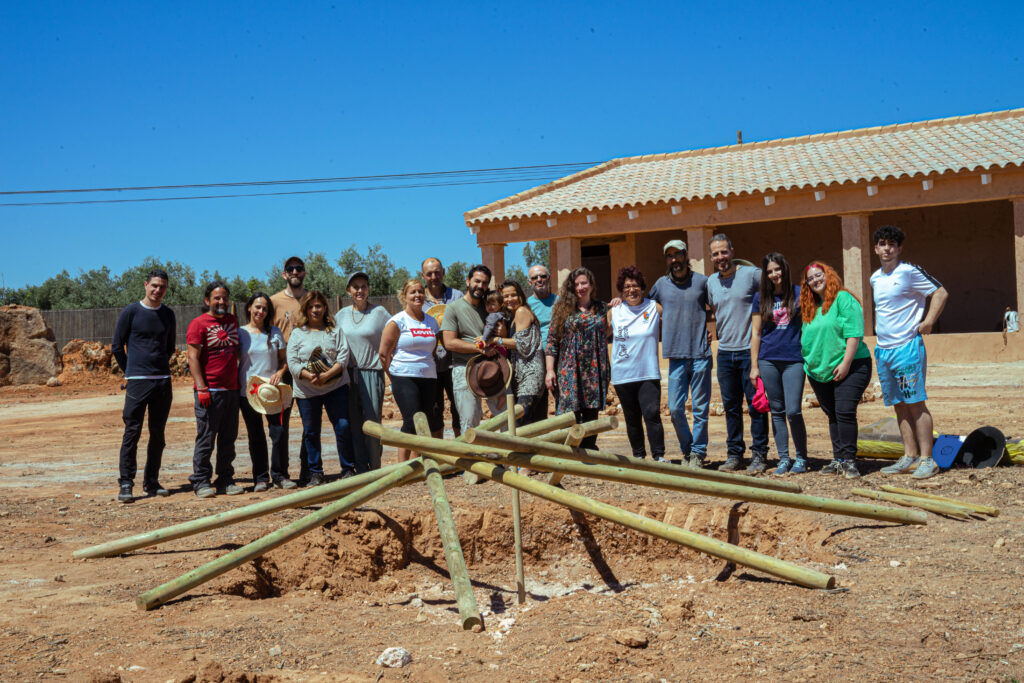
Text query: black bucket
959 426 1007 469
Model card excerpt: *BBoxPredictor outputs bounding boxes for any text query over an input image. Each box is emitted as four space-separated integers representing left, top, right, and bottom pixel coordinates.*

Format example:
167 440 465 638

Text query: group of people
112 224 947 503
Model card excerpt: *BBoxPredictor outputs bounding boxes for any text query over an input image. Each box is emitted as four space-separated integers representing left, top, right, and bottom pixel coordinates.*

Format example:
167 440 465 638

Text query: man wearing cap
440 264 493 432
270 256 309 482
871 225 949 479
421 257 463 436
648 240 713 467
526 264 557 422
706 233 769 472
111 268 177 503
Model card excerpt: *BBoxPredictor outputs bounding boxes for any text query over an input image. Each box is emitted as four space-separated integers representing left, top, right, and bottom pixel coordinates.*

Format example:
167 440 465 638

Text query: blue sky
2 1 1022 289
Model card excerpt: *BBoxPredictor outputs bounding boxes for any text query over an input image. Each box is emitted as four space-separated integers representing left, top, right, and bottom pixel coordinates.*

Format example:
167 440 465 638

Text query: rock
612 628 648 648
268 645 282 657
0 305 62 386
376 646 412 668
46 376 61 387
994 537 1006 548
890 560 901 567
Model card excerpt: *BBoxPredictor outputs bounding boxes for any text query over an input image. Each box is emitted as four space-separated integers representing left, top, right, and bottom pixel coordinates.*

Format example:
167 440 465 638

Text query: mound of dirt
59 340 191 386
215 502 835 601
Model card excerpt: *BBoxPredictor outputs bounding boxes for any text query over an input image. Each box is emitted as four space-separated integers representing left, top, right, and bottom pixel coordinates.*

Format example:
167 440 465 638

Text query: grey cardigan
286 326 350 399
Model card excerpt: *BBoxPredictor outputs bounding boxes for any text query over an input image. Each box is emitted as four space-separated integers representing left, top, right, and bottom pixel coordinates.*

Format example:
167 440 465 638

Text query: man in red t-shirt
186 281 241 498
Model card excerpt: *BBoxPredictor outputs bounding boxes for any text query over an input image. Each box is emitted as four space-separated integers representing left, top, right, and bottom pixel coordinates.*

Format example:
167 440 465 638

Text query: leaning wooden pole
879 485 999 517
416 449 835 590
462 428 803 493
851 488 973 519
506 392 526 605
136 461 423 610
412 414 480 630
536 416 618 445
548 425 585 487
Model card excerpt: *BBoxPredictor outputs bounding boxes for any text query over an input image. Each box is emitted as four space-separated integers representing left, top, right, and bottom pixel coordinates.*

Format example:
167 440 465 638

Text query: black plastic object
959 426 1006 469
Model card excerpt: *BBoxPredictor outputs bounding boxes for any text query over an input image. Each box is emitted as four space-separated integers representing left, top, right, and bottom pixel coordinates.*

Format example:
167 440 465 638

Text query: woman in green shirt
800 262 872 478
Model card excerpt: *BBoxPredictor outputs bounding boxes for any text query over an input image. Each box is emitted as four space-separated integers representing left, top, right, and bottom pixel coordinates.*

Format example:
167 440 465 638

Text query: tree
522 241 549 270
444 261 470 289
504 264 530 291
337 243 410 297
301 252 346 298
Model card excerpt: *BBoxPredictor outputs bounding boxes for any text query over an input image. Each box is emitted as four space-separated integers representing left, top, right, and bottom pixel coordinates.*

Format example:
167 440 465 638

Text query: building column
551 237 581 290
609 235 637 286
479 243 506 288
685 227 713 275
840 213 874 335
1014 199 1024 317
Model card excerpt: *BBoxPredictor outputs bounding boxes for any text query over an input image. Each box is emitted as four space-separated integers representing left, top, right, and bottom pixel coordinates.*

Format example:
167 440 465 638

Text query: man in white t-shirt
871 225 948 479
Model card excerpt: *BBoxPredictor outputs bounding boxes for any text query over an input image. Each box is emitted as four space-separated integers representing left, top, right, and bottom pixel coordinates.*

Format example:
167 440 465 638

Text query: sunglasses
285 266 305 273
529 274 548 281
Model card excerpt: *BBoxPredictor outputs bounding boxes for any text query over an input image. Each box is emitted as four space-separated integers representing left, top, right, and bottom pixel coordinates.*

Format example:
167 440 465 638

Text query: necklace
350 305 371 326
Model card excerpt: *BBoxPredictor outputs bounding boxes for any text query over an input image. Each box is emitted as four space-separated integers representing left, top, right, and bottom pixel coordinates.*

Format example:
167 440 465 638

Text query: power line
0 161 599 196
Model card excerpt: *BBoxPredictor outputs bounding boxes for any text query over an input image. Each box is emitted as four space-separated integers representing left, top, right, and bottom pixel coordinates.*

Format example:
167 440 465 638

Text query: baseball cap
283 255 305 269
346 271 370 288
663 239 687 254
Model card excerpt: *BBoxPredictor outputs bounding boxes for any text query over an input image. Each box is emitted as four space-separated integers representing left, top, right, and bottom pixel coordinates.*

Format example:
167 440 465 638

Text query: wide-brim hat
465 354 512 399
959 426 1006 468
246 375 292 415
426 303 446 325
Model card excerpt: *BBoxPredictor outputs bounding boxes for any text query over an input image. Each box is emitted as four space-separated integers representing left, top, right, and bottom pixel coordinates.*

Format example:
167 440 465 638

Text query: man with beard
112 268 177 503
421 257 463 435
440 264 492 432
526 263 557 422
706 234 769 472
648 240 714 467
270 255 309 482
187 281 242 498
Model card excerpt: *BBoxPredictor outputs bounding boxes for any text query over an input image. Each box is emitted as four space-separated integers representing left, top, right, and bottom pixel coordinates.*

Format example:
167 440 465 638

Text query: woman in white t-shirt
607 266 665 461
379 279 441 462
238 292 294 491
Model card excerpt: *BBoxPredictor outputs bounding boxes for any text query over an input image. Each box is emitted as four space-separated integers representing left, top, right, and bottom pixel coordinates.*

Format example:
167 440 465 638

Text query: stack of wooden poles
75 405 930 628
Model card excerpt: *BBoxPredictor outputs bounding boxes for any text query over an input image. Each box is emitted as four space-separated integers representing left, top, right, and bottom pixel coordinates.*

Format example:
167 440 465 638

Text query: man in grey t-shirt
648 239 713 468
440 264 491 432
706 233 769 472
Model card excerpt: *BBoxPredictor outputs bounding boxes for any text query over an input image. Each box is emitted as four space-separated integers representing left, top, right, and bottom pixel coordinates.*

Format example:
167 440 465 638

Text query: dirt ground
1 361 1023 682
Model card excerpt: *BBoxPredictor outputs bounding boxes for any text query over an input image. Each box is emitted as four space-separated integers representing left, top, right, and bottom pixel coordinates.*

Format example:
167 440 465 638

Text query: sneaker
340 469 357 480
274 478 298 490
773 459 792 476
220 484 244 496
253 481 269 493
143 483 170 497
819 460 843 475
838 460 861 479
652 455 666 463
718 455 743 472
685 453 704 469
881 455 920 475
306 473 325 487
746 455 768 474
789 459 809 475
118 483 134 504
195 485 216 499
911 457 940 480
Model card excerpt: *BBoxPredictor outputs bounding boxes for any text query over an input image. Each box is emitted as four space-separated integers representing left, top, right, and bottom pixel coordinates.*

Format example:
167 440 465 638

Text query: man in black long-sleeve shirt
111 269 177 503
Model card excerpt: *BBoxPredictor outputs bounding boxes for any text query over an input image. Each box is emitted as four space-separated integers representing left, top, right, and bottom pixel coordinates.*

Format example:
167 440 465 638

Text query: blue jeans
717 350 769 458
757 359 807 461
667 357 712 457
296 385 355 476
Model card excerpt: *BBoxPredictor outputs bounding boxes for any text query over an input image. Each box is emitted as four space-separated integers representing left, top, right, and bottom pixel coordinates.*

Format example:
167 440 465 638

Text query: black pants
433 368 460 436
614 379 665 459
528 386 550 424
118 378 173 489
239 399 291 483
189 390 239 490
807 357 872 461
572 407 600 450
394 375 443 434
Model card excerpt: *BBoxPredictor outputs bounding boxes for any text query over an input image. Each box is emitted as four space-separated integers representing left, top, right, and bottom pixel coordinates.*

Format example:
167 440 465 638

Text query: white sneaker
881 455 920 474
911 457 940 479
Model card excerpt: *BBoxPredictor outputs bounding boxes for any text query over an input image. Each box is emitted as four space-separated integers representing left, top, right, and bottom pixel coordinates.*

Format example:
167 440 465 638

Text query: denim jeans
757 359 807 461
296 385 355 476
716 350 769 457
667 357 712 457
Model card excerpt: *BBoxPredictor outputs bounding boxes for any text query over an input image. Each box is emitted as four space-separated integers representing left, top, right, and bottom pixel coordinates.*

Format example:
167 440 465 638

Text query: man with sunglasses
270 256 309 482
527 264 557 422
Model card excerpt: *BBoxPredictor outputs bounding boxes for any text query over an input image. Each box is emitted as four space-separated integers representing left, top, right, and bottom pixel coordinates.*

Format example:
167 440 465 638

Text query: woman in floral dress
544 267 611 449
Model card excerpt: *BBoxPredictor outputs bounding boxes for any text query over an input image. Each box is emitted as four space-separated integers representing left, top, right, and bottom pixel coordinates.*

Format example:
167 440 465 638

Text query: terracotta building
464 107 1024 338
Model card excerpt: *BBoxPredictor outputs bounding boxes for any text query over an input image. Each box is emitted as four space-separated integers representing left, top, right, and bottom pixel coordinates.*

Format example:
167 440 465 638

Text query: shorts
874 335 927 406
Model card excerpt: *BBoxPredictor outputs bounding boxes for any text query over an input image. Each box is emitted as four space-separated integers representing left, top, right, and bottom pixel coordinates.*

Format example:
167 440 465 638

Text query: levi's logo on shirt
410 328 435 338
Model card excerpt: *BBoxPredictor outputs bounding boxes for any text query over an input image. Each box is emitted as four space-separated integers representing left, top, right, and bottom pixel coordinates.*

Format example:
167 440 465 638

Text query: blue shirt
528 293 557 347
752 286 802 363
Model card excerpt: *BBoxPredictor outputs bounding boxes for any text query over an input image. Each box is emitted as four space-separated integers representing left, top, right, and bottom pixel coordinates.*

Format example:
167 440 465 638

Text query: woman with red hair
800 262 872 478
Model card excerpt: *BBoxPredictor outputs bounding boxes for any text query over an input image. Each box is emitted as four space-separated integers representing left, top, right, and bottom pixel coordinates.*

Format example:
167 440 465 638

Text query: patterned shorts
875 336 928 406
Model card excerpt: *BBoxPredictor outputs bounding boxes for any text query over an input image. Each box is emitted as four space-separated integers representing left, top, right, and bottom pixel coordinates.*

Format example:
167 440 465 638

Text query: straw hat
246 375 293 415
465 354 512 399
426 303 446 325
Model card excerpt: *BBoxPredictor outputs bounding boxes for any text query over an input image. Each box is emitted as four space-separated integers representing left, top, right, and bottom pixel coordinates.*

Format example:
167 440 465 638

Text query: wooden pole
547 427 584 487
879 485 999 517
506 391 527 605
419 451 835 590
463 429 803 493
851 488 973 519
136 461 423 610
512 411 577 437
536 416 618 444
413 413 480 630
